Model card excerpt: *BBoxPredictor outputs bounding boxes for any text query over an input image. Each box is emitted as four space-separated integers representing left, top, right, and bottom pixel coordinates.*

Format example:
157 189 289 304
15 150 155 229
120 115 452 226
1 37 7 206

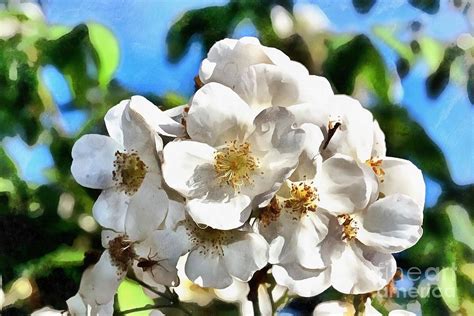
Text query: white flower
290 95 425 210
162 83 305 230
319 193 423 295
71 96 169 237
200 37 307 89
155 209 269 289
199 37 333 115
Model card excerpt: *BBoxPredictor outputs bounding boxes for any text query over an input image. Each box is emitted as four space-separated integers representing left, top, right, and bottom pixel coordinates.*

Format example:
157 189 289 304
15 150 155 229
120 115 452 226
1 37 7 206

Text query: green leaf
47 25 72 41
324 35 391 103
418 37 444 71
166 5 233 62
373 26 414 62
117 279 154 315
438 267 460 312
87 23 120 88
163 92 187 109
19 246 85 277
445 204 474 250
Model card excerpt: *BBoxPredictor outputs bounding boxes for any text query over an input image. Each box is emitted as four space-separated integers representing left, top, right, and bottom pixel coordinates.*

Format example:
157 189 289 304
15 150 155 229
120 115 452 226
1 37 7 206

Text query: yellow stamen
338 214 359 241
284 182 319 217
112 150 148 195
366 157 385 181
214 140 260 190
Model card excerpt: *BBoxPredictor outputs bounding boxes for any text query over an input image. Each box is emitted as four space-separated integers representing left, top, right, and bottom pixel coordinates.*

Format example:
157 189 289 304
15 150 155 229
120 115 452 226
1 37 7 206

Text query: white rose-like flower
277 192 422 296
162 83 305 230
290 95 425 210
71 96 170 237
151 204 269 289
318 192 423 295
200 37 333 115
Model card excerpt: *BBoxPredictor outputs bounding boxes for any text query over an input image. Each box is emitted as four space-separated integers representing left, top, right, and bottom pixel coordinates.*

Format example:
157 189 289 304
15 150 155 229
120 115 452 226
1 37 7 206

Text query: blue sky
3 0 472 209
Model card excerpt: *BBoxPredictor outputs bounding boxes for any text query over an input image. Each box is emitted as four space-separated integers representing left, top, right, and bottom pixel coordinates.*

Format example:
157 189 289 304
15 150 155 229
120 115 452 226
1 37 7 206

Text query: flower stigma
112 150 148 195
214 140 260 191
337 214 359 241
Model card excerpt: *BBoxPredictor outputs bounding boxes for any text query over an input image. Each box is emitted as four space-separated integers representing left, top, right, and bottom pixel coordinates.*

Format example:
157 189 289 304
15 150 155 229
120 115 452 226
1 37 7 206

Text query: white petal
199 37 270 88
372 120 386 158
162 140 215 197
223 232 269 281
129 95 186 137
101 229 122 248
71 134 122 189
380 158 425 210
264 210 329 270
104 99 129 146
290 123 324 181
248 106 305 206
214 278 250 302
322 95 374 162
318 154 373 214
92 189 129 232
146 227 191 267
187 82 253 146
329 241 396 294
287 102 329 129
272 264 330 297
162 198 186 230
234 64 304 110
66 293 87 316
313 300 355 316
365 298 383 316
187 194 252 230
79 251 124 305
120 103 158 162
185 250 233 289
357 194 423 253
199 38 238 83
125 172 169 241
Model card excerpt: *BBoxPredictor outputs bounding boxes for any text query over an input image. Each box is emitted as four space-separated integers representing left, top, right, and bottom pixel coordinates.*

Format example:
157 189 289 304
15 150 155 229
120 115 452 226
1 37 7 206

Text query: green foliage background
0 0 472 315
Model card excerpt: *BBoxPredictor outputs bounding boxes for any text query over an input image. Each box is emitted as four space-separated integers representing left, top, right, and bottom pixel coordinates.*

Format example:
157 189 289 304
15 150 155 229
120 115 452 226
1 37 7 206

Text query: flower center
113 150 148 195
185 220 234 256
214 140 260 190
108 235 136 273
337 214 359 241
365 157 385 182
284 182 319 216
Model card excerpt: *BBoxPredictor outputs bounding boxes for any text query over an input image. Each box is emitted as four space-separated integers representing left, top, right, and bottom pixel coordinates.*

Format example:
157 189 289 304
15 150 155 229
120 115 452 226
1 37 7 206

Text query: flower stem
116 304 174 315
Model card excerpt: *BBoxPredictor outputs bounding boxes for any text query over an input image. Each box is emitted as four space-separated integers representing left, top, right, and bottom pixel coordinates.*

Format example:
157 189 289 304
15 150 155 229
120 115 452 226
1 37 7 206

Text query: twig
116 304 174 315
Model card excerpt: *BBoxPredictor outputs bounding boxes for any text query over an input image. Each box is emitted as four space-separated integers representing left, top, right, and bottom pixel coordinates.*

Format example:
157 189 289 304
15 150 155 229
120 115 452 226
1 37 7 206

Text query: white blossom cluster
66 37 425 314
